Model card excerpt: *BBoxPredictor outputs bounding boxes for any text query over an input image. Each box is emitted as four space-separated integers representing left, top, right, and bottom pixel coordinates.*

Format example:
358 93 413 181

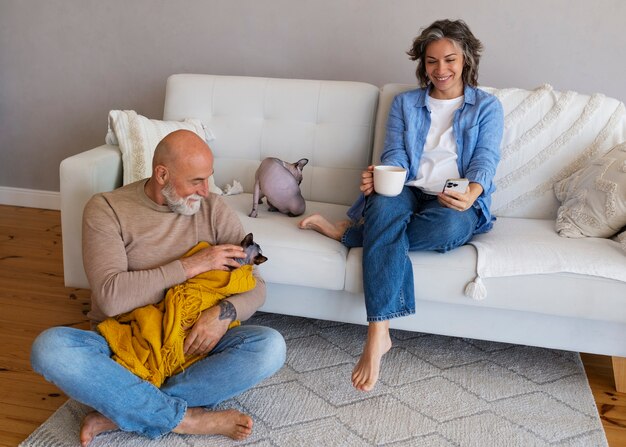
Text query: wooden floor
0 204 625 446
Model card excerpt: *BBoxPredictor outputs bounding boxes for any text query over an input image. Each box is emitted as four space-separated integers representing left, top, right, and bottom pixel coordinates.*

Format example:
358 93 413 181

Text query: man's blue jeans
342 187 479 322
30 324 286 439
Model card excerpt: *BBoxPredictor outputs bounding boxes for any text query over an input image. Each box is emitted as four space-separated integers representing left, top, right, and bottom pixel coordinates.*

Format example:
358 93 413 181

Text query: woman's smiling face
425 38 465 99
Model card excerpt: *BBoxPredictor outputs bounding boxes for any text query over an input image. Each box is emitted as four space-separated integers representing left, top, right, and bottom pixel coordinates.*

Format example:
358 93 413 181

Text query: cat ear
296 158 309 169
242 233 254 246
254 255 268 265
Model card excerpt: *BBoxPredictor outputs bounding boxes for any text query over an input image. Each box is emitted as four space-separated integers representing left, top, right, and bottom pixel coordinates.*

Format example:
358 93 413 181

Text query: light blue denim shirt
348 85 504 234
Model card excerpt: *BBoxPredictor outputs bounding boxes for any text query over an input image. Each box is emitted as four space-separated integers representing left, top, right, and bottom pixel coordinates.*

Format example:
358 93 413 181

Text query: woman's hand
360 165 375 196
438 182 483 211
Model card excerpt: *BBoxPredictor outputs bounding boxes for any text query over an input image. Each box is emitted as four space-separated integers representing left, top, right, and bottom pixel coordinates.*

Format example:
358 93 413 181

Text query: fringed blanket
463 218 626 300
97 242 256 387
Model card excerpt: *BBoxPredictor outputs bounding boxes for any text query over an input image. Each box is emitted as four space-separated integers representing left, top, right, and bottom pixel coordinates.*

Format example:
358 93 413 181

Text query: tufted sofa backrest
374 83 626 219
163 74 379 206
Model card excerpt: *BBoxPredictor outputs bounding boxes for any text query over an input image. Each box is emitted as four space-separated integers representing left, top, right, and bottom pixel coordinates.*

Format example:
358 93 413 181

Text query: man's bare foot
298 214 350 241
352 321 392 391
173 407 253 441
80 411 117 447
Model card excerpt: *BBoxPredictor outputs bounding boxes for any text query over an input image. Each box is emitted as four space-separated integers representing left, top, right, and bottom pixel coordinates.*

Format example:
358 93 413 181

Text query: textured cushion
554 142 626 238
106 110 220 192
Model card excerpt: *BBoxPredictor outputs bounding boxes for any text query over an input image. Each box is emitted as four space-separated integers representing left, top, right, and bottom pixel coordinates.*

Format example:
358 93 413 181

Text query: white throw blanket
464 218 626 300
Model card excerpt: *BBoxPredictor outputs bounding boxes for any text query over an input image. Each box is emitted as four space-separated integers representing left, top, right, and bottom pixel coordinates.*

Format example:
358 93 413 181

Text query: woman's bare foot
352 321 392 391
298 214 350 241
173 407 253 441
80 411 117 447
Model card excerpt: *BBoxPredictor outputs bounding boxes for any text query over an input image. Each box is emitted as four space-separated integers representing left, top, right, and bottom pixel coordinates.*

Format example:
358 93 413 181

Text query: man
31 130 286 446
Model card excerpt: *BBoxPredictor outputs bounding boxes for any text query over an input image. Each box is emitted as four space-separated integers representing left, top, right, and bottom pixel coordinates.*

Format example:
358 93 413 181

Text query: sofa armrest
60 144 122 288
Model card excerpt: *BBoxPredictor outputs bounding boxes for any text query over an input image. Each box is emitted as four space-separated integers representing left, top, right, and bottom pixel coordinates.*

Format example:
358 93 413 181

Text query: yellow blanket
97 242 256 387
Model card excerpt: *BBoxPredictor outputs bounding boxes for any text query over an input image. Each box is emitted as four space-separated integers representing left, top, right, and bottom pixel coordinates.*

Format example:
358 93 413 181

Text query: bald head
152 129 213 173
145 129 215 209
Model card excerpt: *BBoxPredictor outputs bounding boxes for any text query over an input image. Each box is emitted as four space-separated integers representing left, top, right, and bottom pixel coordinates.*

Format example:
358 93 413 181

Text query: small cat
237 233 268 266
249 157 309 218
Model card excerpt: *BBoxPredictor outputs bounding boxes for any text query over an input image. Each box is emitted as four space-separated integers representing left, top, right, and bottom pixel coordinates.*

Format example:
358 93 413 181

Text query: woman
299 19 504 391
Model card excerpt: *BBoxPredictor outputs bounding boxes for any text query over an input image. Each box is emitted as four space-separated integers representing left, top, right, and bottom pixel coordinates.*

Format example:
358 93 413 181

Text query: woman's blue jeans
342 186 479 322
30 324 286 439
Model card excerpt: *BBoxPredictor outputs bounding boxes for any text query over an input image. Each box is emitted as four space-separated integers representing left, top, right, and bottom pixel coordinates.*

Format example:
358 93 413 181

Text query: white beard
161 183 202 216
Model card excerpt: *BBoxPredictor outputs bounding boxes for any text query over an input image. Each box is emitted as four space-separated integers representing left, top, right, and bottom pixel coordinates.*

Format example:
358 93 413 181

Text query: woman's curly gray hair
407 19 483 88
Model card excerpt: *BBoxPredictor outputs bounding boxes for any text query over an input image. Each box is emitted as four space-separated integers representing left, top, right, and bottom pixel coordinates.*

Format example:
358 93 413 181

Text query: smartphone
442 178 469 194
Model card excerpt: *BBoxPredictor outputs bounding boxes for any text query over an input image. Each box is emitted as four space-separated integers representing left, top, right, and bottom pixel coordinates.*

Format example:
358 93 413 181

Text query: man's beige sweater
82 179 264 325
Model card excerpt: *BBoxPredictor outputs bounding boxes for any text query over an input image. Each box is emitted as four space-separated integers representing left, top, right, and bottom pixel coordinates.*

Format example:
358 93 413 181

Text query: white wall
1 0 624 195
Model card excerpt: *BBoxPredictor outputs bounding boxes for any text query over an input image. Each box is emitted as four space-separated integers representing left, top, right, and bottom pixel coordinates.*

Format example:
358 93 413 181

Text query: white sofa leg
612 356 626 393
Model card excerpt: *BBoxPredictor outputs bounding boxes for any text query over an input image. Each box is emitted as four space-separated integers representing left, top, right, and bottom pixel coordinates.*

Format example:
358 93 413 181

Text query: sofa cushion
345 244 478 297
163 74 380 206
221 194 350 290
106 110 221 192
345 215 626 298
345 219 626 324
554 141 626 238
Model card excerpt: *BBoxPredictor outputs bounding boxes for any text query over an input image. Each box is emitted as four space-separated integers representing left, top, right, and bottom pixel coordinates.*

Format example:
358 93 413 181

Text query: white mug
373 165 407 197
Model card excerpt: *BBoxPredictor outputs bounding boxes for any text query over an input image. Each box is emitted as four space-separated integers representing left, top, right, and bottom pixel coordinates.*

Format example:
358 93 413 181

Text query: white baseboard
0 186 60 210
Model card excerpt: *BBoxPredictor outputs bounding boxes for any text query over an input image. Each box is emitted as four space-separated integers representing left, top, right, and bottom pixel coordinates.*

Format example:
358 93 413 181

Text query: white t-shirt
406 95 464 194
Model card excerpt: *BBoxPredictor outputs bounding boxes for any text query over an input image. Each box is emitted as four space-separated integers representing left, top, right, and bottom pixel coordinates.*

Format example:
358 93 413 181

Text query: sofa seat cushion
345 217 626 324
345 245 478 297
222 194 350 290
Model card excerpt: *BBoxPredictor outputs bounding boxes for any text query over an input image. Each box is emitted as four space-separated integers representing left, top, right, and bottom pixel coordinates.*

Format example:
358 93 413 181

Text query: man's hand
180 244 246 279
184 301 237 357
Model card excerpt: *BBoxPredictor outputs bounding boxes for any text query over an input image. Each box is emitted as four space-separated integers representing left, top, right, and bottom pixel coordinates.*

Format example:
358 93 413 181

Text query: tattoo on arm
218 300 237 323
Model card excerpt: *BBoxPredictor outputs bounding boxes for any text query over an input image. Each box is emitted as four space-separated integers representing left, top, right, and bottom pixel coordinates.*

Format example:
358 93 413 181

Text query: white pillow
554 142 626 238
106 110 221 193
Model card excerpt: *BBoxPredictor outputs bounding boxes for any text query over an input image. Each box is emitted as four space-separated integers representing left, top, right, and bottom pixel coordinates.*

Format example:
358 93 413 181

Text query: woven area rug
21 313 608 447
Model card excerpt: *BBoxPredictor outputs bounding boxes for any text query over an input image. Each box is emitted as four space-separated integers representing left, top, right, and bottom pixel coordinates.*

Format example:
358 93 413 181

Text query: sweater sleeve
209 195 266 321
226 272 266 321
82 194 187 318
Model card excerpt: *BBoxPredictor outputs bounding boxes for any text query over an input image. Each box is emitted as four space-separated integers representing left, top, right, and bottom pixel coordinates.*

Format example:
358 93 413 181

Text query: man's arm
183 197 267 356
183 269 266 357
224 272 266 321
82 194 187 319
208 195 267 320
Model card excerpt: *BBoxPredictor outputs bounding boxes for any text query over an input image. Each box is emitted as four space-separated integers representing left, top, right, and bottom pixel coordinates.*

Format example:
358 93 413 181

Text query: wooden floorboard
0 204 625 446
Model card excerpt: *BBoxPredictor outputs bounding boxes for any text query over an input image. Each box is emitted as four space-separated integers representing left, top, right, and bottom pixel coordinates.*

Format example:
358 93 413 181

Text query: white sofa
60 74 626 390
